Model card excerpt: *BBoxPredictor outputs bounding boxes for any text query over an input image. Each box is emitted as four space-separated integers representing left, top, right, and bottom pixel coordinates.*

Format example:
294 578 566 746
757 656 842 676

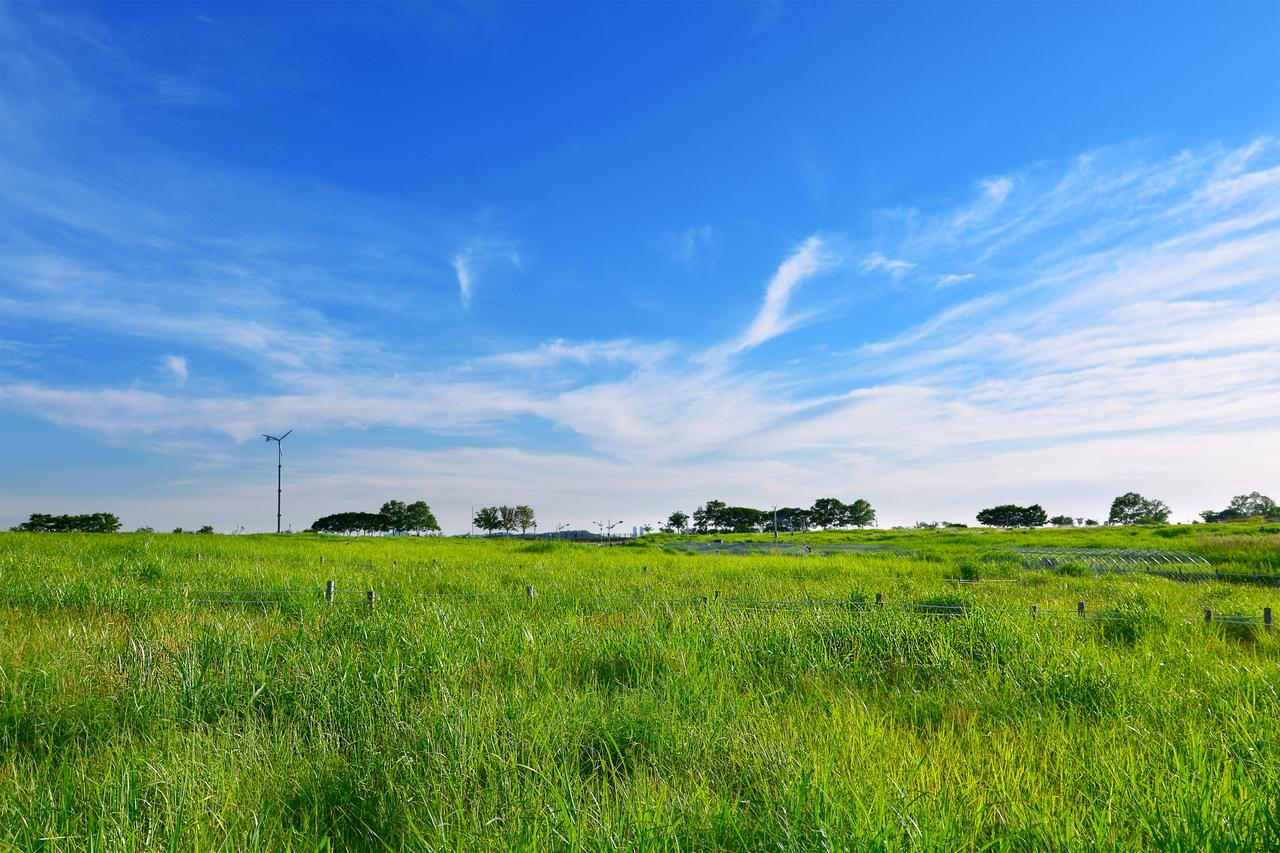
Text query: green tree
404 501 441 535
498 505 518 535
1201 492 1279 523
1019 504 1048 527
809 498 847 529
666 511 689 533
722 506 765 533
309 511 384 535
197 525 215 534
692 500 728 533
378 500 408 533
473 507 501 536
774 507 810 534
514 505 536 534
843 498 876 528
1049 515 1075 527
976 505 1025 527
1108 492 1170 525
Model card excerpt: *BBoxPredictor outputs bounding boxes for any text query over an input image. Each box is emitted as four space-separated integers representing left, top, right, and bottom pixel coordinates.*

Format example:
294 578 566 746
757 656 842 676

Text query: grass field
0 523 1277 850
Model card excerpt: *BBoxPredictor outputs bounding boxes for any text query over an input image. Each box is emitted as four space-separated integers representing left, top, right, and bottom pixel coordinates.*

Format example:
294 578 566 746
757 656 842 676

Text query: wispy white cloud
859 251 915 278
657 224 714 269
163 355 188 383
452 254 475 308
452 237 521 308
479 338 674 371
732 235 840 353
936 272 973 287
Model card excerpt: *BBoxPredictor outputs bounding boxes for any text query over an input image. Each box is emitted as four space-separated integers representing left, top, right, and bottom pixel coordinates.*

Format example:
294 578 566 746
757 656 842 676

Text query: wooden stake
1030 604 1038 619
367 590 376 608
325 580 334 603
1077 601 1085 617
1204 609 1212 623
875 592 883 606
1265 607 1272 630
526 585 536 600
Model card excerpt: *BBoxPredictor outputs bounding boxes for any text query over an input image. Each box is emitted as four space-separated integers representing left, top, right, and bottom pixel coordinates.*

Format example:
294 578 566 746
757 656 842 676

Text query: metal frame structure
988 546 1211 571
661 541 912 558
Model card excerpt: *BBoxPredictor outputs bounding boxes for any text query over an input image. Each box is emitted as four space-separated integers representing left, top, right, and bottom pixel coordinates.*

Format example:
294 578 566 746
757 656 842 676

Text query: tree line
309 500 440 535
975 493 1163 528
9 512 122 533
10 490 1275 536
472 505 536 536
663 497 876 534
1200 492 1278 523
974 491 1278 527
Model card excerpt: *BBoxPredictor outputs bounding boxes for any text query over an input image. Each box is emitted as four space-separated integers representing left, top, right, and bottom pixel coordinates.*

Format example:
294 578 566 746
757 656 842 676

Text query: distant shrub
916 593 969 618
948 559 981 581
1096 595 1162 646
520 541 559 553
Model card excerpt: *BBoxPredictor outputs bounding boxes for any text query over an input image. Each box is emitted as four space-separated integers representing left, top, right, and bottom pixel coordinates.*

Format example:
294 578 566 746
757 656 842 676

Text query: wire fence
183 582 1275 631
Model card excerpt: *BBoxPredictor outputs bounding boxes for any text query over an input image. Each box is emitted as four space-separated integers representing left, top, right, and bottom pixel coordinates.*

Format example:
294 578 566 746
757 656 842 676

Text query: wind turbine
263 429 292 533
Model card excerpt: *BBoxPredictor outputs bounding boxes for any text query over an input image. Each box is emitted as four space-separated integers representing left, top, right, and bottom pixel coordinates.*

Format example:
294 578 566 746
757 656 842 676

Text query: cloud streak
453 237 521 308
732 235 840 352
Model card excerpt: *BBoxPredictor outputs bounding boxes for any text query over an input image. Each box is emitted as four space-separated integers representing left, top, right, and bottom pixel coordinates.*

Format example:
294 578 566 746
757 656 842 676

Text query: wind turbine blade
263 434 274 441
279 429 293 440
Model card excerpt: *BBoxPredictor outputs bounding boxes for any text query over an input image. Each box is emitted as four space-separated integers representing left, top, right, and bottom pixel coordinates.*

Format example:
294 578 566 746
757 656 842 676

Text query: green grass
0 524 1276 850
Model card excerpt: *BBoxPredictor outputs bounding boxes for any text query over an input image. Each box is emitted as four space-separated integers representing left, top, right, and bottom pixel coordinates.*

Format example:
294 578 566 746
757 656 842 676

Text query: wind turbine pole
263 430 292 534
276 441 283 534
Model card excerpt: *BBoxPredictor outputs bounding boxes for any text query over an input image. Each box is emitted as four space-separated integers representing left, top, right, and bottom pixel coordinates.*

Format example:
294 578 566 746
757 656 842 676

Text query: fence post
1077 601 1085 617
875 592 883 607
526 584 536 600
321 556 326 565
1265 607 1272 630
1204 609 1212 623
367 590 376 608
325 580 334 603
1030 604 1038 619
197 552 203 562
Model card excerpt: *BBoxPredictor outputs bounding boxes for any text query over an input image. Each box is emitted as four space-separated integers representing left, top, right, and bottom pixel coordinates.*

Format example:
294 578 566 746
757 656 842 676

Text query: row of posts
317 581 1273 627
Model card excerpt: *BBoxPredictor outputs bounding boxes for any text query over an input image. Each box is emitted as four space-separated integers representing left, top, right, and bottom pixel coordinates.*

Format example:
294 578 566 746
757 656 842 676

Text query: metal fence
184 582 1274 632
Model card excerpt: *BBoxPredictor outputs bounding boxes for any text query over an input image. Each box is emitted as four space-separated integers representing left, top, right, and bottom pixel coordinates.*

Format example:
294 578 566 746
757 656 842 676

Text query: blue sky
1 1 1278 532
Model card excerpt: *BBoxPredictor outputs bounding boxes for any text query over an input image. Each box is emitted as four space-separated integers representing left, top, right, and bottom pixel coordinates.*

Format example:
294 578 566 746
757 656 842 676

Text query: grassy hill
0 524 1276 849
